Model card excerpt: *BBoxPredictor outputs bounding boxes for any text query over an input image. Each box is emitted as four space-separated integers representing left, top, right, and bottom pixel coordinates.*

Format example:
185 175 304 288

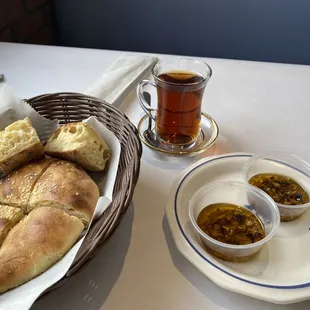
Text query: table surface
1 42 310 310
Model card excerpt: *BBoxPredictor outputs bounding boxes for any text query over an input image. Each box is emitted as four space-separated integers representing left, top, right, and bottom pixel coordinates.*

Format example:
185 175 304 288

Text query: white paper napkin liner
84 116 121 203
0 84 59 142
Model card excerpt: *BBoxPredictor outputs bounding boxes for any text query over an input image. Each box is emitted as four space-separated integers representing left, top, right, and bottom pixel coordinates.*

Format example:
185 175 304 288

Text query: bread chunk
44 122 111 171
0 117 44 177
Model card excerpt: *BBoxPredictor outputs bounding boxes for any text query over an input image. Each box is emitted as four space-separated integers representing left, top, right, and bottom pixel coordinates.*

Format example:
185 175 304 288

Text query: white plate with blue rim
166 152 310 304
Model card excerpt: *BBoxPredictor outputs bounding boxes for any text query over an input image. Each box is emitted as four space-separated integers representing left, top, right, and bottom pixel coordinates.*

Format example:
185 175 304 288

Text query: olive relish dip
249 173 309 206
197 203 265 246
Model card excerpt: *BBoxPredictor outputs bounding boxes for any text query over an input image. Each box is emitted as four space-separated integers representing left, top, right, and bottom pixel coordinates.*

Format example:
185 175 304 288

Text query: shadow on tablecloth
31 203 134 310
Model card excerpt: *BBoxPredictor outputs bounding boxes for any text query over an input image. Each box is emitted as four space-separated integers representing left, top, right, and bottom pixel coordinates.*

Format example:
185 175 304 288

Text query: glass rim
151 56 212 86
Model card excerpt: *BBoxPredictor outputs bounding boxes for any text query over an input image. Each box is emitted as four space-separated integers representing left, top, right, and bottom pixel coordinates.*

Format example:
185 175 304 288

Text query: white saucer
166 153 310 304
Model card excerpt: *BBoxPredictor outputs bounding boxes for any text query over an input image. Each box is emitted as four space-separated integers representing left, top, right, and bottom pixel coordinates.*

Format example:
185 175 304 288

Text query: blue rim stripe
174 154 310 289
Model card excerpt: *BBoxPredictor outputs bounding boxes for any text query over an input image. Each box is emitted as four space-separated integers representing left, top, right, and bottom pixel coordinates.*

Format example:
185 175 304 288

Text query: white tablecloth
1 42 310 310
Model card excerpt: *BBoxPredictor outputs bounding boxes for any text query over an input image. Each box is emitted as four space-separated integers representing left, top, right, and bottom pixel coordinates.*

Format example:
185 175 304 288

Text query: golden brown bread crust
44 122 111 172
0 205 24 245
0 207 84 293
0 158 56 211
44 149 96 171
0 141 44 176
29 160 100 226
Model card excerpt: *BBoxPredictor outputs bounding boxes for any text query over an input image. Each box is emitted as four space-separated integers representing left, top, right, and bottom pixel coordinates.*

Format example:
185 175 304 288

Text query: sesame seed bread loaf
0 158 56 212
28 160 100 226
0 207 83 293
0 158 98 227
0 159 99 293
0 205 24 246
44 122 111 172
0 120 105 294
0 118 44 177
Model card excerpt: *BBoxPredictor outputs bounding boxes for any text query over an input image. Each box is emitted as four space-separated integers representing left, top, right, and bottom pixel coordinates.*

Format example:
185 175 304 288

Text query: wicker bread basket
25 92 142 291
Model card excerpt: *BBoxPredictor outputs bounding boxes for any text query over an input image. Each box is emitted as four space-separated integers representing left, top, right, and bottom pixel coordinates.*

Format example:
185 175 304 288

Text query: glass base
138 112 219 156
